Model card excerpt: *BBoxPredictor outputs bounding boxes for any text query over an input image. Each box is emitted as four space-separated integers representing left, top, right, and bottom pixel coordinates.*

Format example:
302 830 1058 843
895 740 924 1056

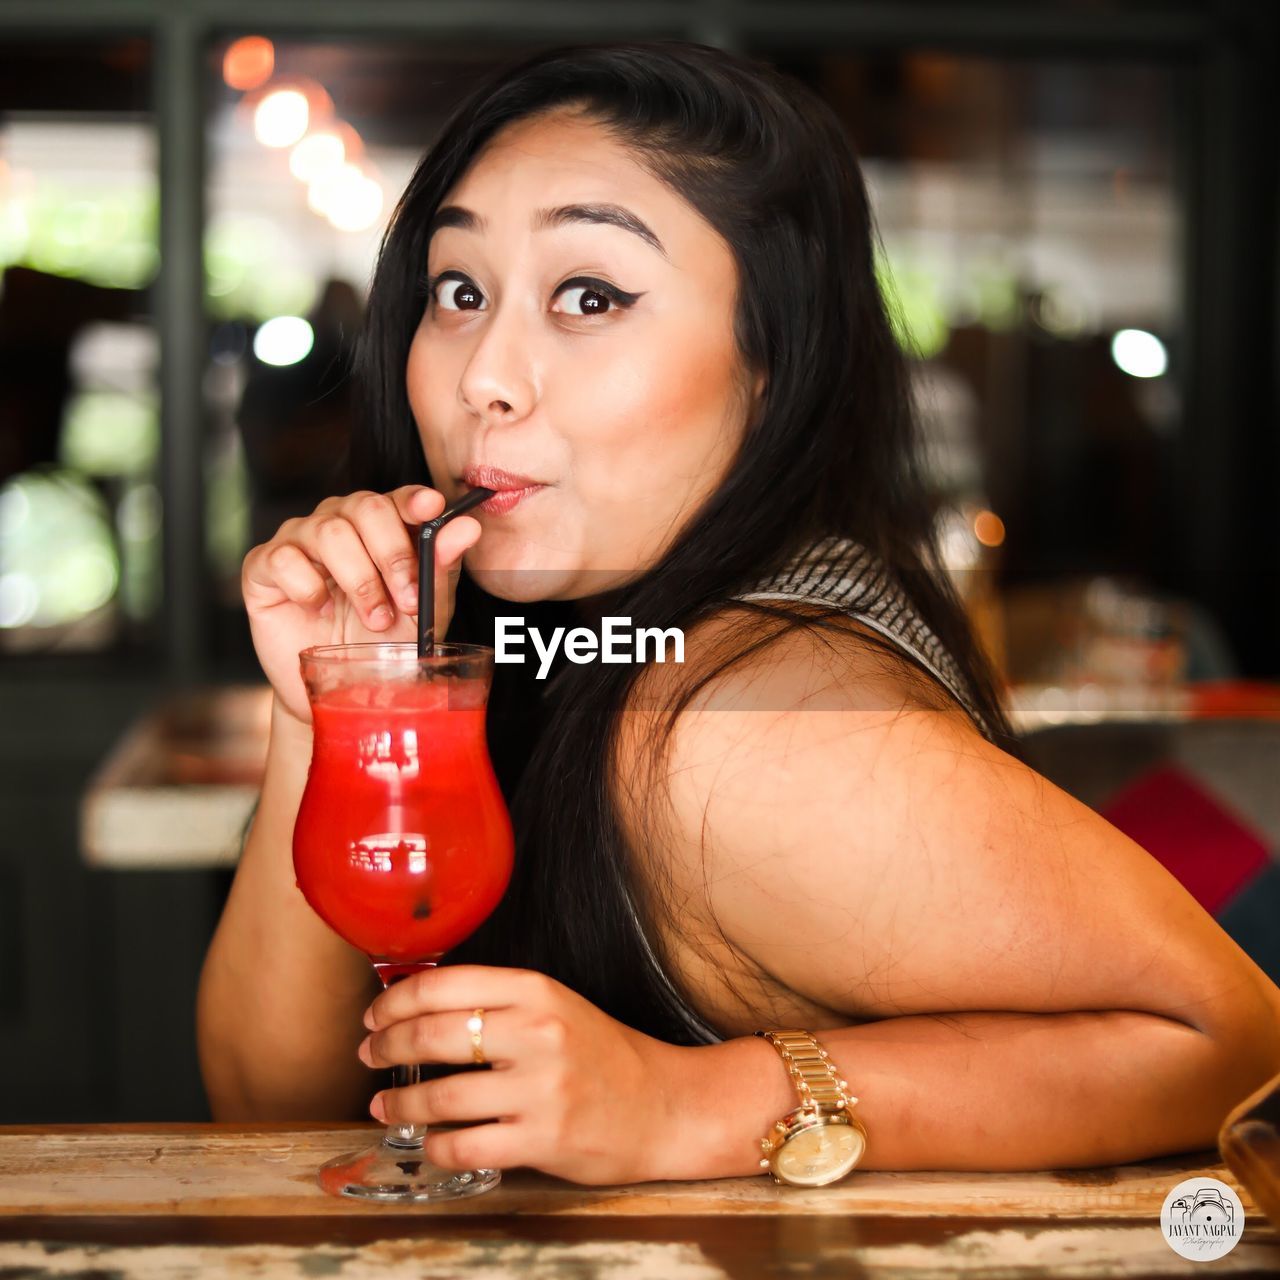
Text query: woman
198 40 1280 1183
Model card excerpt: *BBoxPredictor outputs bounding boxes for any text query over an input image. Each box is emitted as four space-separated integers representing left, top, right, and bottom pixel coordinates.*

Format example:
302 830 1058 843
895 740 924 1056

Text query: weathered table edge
0 1123 1268 1223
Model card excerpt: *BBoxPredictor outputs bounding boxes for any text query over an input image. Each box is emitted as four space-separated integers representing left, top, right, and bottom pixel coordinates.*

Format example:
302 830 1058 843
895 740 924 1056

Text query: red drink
291 642 513 1203
293 678 513 966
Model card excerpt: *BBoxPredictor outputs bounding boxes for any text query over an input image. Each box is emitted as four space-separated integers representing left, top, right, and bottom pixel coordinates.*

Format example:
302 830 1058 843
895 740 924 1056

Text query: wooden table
1 1124 1277 1277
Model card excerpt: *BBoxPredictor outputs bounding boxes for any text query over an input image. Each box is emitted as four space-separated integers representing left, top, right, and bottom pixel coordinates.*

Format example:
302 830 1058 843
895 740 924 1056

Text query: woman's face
406 109 763 602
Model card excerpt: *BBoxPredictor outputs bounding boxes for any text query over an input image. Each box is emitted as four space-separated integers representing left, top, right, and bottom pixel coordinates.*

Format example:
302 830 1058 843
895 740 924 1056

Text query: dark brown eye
430 274 485 312
553 276 643 317
557 285 612 315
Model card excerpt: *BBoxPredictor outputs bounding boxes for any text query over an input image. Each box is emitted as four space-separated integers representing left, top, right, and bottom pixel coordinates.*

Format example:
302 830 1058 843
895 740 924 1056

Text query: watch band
755 1028 857 1114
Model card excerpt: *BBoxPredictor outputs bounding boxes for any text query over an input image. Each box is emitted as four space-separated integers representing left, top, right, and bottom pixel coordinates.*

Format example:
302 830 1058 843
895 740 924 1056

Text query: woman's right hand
242 486 482 725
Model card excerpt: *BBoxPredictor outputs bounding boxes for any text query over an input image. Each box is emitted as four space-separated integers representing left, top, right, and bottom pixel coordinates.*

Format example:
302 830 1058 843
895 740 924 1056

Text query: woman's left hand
359 964 685 1185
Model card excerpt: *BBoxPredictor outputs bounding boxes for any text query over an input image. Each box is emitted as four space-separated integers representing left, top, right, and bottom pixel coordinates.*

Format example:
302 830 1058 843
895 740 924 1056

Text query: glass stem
372 960 435 1151
385 1061 426 1148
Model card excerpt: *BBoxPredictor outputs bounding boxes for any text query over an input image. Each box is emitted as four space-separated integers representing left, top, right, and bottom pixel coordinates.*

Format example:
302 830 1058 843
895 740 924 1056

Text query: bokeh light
306 162 385 232
60 392 159 477
0 179 158 289
306 162 354 215
0 471 120 631
289 131 345 184
0 572 39 629
875 249 950 360
325 174 384 233
222 36 275 92
1111 328 1168 379
252 315 314 366
936 503 982 574
1032 286 1091 339
253 89 309 148
973 509 1006 547
205 213 319 322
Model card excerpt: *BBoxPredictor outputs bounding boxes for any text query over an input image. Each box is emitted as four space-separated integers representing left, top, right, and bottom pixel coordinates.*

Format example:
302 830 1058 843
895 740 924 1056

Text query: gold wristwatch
755 1029 867 1187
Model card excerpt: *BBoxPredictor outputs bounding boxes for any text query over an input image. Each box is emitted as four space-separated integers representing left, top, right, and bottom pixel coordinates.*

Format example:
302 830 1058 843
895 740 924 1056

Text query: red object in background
222 36 274 92
1100 763 1268 915
1189 680 1280 721
293 680 514 964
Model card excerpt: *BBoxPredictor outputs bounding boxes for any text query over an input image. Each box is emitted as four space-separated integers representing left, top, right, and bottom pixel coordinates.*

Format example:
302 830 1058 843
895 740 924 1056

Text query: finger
260 543 330 610
362 1007 531 1070
365 965 549 1031
434 515 482 566
339 491 420 614
241 542 282 604
433 516 481 615
295 515 394 630
424 1122 520 1172
371 1068 519 1128
387 484 446 528
242 540 330 618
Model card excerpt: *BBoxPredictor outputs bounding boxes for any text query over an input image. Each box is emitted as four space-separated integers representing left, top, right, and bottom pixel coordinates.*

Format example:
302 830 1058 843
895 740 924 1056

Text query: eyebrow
427 202 668 260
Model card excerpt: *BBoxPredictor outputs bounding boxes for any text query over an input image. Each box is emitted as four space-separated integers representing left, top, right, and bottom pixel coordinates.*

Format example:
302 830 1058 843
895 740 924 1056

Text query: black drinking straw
416 488 495 657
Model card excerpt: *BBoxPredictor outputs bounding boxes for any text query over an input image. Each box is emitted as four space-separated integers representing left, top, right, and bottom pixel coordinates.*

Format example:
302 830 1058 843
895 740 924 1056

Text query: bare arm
656 1006 1278 1178
196 698 377 1120
624 618 1280 1173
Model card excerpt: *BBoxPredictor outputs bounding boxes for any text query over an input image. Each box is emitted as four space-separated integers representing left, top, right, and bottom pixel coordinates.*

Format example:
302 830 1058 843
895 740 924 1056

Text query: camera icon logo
1160 1177 1245 1261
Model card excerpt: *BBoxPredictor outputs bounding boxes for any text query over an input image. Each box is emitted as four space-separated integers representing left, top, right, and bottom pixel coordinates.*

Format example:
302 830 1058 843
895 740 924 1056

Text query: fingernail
370 605 392 627
400 586 418 610
370 1094 386 1121
363 1006 376 1030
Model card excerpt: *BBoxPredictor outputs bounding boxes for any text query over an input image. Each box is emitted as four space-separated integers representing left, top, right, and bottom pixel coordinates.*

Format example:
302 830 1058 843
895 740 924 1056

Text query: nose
457 299 537 426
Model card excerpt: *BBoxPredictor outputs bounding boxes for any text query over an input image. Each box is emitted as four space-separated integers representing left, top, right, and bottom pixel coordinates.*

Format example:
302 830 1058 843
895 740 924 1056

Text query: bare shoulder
613 601 1267 1038
612 599 977 823
622 599 970 724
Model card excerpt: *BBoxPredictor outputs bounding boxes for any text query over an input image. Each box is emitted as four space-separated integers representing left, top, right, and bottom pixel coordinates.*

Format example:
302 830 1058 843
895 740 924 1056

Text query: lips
459 463 548 517
462 464 546 493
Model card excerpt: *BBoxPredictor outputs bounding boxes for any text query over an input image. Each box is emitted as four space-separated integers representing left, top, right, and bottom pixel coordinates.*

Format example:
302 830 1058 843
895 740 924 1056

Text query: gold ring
466 1008 486 1064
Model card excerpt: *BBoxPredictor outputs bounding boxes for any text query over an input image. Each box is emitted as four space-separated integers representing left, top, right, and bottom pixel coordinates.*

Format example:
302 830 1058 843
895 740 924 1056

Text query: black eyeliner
557 275 645 307
421 270 643 309
421 269 465 299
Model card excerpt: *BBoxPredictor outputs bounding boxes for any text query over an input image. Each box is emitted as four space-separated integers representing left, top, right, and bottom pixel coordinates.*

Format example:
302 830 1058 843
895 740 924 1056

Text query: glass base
318 1133 501 1202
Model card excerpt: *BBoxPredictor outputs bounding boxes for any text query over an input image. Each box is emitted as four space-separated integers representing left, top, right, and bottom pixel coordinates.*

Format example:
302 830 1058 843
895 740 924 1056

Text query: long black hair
351 39 1021 1042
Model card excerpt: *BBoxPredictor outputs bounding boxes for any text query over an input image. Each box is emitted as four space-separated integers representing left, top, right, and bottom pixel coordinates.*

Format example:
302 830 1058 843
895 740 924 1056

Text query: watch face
774 1119 866 1187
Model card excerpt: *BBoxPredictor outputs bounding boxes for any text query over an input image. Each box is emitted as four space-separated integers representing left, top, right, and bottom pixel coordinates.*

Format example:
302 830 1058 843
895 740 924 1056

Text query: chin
462 540 579 603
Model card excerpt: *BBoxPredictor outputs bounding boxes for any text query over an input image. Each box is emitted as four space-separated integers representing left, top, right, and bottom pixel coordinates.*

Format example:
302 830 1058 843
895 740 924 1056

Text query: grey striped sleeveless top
626 533 992 1047
728 533 991 737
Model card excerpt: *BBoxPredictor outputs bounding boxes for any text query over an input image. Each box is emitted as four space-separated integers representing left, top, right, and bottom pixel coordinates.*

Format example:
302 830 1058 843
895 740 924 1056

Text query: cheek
577 323 740 465
406 330 451 469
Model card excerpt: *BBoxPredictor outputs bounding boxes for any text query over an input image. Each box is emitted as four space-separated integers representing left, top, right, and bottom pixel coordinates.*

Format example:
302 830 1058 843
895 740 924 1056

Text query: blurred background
1 0 1277 1121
